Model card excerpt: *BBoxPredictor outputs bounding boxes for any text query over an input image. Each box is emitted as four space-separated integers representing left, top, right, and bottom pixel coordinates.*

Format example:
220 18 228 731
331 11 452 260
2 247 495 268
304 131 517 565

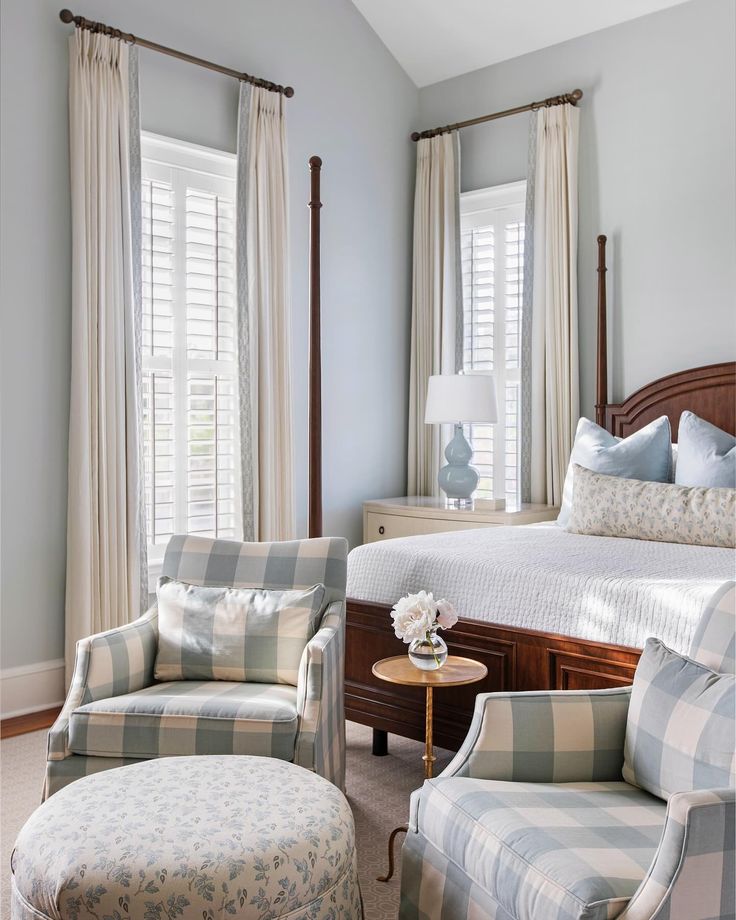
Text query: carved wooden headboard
594 235 736 440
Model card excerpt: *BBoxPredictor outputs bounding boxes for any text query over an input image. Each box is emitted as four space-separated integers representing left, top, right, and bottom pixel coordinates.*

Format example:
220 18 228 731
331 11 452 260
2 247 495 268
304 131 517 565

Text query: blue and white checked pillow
623 638 735 800
154 578 326 686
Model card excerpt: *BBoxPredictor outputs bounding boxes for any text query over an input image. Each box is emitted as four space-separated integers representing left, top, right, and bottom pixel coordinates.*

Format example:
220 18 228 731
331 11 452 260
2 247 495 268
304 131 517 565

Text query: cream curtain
408 133 462 496
529 103 580 505
237 84 295 541
65 31 145 682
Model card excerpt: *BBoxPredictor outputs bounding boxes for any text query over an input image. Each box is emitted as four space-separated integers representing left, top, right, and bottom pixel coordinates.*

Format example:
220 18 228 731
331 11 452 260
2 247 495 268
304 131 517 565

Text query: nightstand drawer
364 510 491 543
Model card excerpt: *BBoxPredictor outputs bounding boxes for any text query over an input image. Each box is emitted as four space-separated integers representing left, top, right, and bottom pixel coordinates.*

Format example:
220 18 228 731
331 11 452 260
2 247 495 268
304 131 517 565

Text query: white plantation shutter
460 181 526 504
141 135 240 570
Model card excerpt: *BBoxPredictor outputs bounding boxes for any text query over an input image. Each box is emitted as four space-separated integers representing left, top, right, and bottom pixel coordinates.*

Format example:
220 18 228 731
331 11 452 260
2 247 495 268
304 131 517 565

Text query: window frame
459 179 526 505
141 133 240 586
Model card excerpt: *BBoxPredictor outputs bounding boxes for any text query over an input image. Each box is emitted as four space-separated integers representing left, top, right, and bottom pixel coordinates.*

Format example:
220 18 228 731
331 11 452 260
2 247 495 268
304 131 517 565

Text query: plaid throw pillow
154 578 326 686
623 638 735 800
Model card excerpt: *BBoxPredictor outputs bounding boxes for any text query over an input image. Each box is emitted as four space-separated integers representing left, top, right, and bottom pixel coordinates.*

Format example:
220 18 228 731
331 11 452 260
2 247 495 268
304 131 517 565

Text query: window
141 134 241 572
460 180 526 505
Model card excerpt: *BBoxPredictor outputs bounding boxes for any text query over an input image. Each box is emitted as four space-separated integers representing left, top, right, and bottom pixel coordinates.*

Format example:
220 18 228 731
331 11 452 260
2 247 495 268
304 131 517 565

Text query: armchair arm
442 686 632 783
620 788 735 920
47 606 159 761
294 600 345 789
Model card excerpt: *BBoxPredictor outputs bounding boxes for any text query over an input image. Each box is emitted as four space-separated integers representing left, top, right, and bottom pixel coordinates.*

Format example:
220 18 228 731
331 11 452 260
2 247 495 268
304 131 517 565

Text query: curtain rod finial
410 131 421 142
60 8 75 23
284 86 295 98
571 88 583 103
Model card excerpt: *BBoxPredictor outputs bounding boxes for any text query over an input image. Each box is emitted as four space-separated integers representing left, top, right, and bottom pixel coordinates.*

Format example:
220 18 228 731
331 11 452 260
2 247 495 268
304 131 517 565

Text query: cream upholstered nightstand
362 496 558 543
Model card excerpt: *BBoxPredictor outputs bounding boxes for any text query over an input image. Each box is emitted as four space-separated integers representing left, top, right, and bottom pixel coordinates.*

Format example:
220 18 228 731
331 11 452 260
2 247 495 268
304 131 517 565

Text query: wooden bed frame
305 186 736 751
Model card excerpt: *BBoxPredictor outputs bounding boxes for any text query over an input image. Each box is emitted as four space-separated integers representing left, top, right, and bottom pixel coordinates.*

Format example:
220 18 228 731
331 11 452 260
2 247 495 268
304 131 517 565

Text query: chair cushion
69 681 298 760
417 777 665 920
623 638 736 799
154 578 325 684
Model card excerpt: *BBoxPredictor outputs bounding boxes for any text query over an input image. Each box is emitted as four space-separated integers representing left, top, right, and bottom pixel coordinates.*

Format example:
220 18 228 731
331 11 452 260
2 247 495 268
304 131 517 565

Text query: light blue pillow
557 415 672 527
623 637 735 800
676 411 736 488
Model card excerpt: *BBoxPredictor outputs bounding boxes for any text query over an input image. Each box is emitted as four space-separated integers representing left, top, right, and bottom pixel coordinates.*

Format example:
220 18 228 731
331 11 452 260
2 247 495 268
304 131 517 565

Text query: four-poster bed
307 223 735 752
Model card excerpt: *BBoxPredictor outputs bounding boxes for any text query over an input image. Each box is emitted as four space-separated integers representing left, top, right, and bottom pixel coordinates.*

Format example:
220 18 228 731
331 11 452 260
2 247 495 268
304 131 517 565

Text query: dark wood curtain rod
411 88 582 141
59 9 294 97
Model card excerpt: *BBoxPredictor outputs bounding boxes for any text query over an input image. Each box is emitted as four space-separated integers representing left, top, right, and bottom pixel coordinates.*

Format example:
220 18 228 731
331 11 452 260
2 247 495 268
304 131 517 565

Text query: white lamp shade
424 374 498 424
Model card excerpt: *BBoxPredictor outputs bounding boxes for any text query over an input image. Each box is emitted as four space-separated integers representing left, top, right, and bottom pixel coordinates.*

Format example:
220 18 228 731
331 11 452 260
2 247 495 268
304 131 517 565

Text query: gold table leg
422 685 435 779
378 685 436 882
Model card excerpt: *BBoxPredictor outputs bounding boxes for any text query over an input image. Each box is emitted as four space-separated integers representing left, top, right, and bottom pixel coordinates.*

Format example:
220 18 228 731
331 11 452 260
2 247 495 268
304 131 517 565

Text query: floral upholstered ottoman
11 756 362 919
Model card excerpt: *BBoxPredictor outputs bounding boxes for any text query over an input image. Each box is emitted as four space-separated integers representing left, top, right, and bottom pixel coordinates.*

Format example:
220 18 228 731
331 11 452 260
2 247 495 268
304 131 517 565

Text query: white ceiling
351 0 690 87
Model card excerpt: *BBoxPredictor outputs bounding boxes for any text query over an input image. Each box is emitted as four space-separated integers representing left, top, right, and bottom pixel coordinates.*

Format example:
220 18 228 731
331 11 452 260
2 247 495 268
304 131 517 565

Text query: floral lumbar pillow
566 464 735 548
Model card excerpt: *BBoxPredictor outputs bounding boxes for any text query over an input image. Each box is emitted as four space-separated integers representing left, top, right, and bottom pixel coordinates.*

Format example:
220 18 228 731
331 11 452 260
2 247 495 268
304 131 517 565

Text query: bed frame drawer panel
548 649 638 690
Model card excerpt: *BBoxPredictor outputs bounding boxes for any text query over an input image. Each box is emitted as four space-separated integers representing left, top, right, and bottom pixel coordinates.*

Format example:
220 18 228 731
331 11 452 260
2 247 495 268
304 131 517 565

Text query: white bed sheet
346 523 735 652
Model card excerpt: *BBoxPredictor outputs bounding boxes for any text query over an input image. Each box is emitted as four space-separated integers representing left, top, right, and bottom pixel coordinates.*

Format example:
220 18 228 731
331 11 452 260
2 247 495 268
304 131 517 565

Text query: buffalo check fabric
400 830 513 920
689 581 736 674
45 535 348 797
68 680 299 760
154 578 325 685
46 605 159 761
400 787 736 920
160 534 348 607
623 638 736 800
402 604 736 920
295 601 347 790
443 688 632 783
409 777 666 920
620 788 735 920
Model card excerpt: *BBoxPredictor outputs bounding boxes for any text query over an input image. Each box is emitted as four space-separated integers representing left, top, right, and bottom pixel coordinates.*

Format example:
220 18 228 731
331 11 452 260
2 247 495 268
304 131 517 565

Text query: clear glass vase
408 630 448 671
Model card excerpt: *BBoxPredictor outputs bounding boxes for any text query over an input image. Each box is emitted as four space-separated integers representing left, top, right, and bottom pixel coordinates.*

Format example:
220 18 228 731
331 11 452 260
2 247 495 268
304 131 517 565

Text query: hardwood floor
0 707 60 739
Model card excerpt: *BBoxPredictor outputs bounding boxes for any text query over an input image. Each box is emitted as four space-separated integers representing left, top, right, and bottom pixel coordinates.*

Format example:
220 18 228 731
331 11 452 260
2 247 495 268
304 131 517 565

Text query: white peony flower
435 598 458 630
391 591 437 643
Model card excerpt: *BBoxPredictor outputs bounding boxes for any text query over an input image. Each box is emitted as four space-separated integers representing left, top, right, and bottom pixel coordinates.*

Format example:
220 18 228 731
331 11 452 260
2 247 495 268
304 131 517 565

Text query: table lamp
424 373 499 510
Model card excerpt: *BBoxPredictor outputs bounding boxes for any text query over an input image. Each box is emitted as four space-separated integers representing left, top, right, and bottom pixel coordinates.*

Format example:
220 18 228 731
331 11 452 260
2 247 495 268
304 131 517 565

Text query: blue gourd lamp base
438 424 479 509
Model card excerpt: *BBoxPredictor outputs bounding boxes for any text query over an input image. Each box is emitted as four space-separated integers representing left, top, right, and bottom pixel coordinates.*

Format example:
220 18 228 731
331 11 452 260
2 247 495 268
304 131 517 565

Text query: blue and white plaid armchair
45 535 348 798
400 581 736 920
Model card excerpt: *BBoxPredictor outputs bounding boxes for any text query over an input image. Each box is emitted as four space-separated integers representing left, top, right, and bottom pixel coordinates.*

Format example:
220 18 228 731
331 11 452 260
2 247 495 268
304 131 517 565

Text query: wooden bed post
595 234 608 427
308 156 323 538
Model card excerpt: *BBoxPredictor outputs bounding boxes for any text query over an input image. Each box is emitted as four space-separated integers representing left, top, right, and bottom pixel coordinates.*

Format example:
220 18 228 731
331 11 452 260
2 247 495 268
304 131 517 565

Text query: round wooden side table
372 654 488 780
372 654 488 882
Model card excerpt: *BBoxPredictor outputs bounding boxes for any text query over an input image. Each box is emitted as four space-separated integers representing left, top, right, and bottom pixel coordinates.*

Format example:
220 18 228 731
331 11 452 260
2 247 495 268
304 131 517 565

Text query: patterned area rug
0 721 452 920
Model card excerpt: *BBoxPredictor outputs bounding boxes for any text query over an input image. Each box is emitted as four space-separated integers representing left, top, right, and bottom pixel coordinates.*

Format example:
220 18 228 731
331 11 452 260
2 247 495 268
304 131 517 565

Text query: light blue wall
2 0 733 672
0 0 418 669
418 0 736 417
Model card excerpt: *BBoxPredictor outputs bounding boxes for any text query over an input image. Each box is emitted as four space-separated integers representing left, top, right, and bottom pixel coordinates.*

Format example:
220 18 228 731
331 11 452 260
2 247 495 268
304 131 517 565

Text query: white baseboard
1 659 66 720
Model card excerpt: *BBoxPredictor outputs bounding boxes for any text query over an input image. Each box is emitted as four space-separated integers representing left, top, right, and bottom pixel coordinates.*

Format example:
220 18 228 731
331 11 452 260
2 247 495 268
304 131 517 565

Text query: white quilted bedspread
346 523 735 652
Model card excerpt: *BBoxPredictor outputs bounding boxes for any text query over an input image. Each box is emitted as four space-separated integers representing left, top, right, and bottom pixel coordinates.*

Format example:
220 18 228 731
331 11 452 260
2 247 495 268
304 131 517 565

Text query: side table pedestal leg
421 686 435 779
